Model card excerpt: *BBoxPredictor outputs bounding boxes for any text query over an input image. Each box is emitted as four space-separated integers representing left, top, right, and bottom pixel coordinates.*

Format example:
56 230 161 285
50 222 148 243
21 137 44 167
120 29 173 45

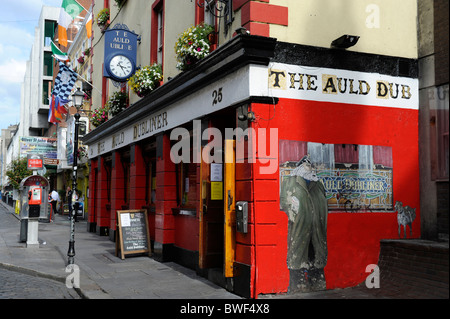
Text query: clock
108 54 134 81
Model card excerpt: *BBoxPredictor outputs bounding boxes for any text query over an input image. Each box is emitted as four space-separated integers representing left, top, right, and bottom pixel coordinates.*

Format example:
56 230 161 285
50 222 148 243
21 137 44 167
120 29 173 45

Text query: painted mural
279 140 394 293
280 155 328 293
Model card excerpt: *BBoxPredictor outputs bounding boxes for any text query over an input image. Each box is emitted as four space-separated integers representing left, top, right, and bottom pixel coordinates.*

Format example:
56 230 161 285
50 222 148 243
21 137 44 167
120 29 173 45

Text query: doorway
198 108 236 287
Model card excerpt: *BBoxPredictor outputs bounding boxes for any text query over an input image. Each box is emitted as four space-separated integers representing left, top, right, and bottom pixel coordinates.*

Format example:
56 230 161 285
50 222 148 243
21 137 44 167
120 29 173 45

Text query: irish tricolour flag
58 0 84 47
51 40 69 61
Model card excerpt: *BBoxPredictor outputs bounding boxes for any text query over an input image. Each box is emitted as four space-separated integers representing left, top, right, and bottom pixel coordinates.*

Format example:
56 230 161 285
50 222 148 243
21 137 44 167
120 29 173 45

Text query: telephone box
19 175 50 221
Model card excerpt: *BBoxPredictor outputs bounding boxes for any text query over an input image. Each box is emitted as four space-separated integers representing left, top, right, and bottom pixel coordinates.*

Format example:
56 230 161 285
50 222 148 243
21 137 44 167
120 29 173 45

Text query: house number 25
212 88 223 106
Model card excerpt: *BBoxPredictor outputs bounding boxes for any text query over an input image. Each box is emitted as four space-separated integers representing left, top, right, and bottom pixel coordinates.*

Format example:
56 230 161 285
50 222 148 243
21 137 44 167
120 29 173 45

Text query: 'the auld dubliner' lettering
133 112 168 140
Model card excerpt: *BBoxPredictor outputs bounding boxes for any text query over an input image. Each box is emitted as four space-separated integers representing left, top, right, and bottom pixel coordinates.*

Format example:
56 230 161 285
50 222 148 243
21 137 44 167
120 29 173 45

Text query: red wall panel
250 98 419 294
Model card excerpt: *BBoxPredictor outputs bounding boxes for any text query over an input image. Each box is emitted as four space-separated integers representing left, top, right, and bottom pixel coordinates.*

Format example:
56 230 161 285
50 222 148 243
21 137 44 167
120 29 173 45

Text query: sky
0 0 62 132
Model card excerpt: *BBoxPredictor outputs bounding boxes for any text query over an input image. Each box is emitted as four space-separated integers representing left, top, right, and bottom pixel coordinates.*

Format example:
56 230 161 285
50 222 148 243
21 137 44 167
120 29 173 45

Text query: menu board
116 210 151 260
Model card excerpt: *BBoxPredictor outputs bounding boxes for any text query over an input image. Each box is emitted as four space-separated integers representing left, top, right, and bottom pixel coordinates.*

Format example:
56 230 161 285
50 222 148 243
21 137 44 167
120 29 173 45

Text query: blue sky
0 0 62 132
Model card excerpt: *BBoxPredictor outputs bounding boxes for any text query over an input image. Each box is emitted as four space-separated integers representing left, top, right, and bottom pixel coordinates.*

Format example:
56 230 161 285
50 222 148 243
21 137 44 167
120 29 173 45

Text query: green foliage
106 91 128 116
90 105 109 127
96 8 110 26
175 23 214 71
5 158 33 189
128 64 163 97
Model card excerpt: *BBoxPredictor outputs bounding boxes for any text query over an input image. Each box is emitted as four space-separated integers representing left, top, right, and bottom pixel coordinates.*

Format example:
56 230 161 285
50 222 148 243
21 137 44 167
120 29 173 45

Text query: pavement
1 200 448 303
0 201 240 300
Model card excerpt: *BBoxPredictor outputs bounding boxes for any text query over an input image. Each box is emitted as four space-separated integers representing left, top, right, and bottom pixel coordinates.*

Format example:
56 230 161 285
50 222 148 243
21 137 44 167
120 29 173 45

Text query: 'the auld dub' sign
268 62 418 110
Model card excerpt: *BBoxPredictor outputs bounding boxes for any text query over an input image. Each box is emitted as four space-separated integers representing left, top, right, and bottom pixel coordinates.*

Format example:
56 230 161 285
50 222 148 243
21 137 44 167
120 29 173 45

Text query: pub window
177 162 198 208
146 161 156 205
204 1 216 28
121 152 131 206
157 9 163 64
151 0 164 65
173 131 197 208
104 158 112 203
143 143 157 206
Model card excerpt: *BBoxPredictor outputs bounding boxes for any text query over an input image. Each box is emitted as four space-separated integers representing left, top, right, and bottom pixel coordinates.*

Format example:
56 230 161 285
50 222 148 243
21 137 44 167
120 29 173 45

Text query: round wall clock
108 54 134 81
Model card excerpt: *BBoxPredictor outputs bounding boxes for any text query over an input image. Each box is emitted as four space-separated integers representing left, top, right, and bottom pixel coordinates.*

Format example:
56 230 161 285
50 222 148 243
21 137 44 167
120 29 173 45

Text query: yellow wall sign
211 182 223 200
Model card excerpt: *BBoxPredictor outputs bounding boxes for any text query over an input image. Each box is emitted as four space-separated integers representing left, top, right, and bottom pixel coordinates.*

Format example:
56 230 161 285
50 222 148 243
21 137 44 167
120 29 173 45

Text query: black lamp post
68 87 84 265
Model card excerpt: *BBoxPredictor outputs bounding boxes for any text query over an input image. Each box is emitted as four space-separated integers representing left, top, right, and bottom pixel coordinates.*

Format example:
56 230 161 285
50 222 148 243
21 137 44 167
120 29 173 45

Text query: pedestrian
49 189 60 215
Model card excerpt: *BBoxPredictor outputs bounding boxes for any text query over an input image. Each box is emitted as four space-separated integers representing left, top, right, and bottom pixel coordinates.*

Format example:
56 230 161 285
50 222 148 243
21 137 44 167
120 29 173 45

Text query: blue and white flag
53 62 77 101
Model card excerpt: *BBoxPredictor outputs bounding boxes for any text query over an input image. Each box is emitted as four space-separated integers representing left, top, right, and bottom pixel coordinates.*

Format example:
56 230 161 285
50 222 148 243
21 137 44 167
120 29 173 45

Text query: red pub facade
83 35 419 298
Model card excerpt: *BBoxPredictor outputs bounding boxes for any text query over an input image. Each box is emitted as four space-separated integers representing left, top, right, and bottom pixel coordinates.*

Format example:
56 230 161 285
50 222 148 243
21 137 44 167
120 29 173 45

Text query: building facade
1 6 59 206
83 0 420 298
417 0 449 241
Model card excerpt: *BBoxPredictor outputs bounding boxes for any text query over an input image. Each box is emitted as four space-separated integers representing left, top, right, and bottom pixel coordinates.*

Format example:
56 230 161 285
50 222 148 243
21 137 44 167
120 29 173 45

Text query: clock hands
110 55 132 78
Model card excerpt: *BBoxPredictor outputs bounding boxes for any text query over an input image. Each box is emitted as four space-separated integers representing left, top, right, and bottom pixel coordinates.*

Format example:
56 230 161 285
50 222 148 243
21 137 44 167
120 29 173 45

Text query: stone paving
0 267 80 299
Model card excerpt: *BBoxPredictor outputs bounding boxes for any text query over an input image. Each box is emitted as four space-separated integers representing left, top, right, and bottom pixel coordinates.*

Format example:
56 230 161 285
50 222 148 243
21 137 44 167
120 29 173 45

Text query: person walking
49 189 60 215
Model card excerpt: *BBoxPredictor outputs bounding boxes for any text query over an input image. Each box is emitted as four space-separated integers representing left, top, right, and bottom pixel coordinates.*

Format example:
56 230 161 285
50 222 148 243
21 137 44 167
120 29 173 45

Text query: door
198 113 236 272
199 142 224 269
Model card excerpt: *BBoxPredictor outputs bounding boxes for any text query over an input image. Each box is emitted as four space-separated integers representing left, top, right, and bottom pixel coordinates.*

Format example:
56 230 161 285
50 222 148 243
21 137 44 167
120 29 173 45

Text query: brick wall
378 240 449 298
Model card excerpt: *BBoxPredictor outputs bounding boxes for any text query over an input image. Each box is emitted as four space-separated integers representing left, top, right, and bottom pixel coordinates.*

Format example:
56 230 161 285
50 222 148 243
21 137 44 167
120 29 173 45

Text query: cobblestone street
0 267 81 299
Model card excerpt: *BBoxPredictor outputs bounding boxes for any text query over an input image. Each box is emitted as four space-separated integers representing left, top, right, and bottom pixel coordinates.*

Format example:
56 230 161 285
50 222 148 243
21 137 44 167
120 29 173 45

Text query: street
0 267 80 299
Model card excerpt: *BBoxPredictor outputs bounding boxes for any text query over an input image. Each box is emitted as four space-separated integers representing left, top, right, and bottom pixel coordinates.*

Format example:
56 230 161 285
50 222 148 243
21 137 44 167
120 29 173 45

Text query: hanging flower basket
90 105 109 127
128 64 163 97
106 91 128 116
96 8 110 30
77 56 85 64
175 23 214 71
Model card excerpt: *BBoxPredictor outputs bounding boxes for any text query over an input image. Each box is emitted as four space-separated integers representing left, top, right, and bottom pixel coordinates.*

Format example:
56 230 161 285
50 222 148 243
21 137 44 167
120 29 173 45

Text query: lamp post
68 87 84 265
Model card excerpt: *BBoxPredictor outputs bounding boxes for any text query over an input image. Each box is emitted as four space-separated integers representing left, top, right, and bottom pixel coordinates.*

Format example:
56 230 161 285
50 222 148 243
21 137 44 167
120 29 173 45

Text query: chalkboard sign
116 210 151 260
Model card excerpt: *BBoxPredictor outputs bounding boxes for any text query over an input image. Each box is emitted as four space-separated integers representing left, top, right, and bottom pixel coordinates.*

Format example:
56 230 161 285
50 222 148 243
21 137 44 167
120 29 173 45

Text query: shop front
83 35 419 298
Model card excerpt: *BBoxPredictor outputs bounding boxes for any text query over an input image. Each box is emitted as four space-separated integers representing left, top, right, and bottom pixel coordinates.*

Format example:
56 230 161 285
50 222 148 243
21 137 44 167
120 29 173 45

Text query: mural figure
280 155 328 293
395 201 416 238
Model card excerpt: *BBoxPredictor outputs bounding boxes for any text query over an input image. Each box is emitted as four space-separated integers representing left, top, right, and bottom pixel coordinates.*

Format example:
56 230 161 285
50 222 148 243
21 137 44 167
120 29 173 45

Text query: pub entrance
197 108 236 288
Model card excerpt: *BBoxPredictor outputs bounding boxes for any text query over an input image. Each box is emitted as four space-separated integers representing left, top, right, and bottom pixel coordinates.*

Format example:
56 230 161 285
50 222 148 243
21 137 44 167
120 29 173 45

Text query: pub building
83 34 419 298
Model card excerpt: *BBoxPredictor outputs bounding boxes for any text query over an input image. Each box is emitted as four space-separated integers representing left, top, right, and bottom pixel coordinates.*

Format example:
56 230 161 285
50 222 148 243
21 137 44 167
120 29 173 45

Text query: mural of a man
280 155 328 293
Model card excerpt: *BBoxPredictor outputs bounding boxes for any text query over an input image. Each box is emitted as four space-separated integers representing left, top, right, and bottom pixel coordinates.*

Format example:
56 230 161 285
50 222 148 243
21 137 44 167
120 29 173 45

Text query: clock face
109 55 133 80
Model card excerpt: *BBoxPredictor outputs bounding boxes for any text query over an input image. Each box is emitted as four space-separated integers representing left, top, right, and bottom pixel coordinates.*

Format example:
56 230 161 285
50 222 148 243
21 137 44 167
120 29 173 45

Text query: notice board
116 210 151 260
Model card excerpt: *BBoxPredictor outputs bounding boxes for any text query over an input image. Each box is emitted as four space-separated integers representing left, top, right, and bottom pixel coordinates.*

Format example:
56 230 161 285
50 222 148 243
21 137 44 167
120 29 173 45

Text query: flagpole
74 0 88 12
75 73 102 97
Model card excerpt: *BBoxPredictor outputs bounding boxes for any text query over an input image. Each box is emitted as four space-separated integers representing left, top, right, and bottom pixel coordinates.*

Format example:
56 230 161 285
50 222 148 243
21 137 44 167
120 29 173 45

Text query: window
43 80 52 105
204 1 216 27
151 0 164 65
44 20 56 47
177 162 198 208
157 10 163 64
122 153 130 205
43 52 53 76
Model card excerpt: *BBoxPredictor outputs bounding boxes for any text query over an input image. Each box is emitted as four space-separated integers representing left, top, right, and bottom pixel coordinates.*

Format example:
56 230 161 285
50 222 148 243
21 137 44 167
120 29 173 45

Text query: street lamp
67 87 84 265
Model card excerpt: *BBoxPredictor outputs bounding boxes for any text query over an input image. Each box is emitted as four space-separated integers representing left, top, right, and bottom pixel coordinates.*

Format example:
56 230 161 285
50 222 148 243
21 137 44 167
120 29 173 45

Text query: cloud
0 0 61 130
0 59 27 83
